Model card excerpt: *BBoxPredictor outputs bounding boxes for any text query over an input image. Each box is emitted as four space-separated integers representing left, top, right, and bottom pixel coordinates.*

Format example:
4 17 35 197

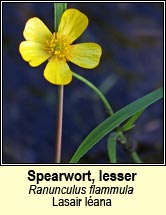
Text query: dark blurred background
2 2 164 164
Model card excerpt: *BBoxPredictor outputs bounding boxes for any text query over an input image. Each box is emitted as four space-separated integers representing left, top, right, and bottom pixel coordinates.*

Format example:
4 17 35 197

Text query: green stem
72 72 114 116
54 3 67 31
118 131 143 163
130 151 143 163
54 3 67 163
55 86 64 163
73 72 142 163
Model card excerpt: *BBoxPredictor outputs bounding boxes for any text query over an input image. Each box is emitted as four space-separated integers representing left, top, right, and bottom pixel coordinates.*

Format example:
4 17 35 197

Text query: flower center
44 32 71 61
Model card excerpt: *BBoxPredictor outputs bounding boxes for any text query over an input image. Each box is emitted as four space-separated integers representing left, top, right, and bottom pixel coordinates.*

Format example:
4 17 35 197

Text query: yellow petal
68 43 102 68
43 57 72 85
58 9 88 43
23 17 52 43
19 41 51 67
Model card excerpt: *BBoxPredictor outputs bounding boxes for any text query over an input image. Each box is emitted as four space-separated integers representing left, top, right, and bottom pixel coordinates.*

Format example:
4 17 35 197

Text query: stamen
43 32 71 61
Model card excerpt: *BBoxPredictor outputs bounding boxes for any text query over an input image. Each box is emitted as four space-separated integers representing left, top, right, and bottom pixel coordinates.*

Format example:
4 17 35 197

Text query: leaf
107 132 118 163
69 87 163 163
119 109 145 132
54 3 67 31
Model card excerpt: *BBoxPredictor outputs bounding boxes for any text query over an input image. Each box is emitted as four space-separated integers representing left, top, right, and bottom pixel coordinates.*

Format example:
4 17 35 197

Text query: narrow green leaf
69 87 163 163
107 132 118 163
119 109 145 132
54 3 67 31
120 124 135 132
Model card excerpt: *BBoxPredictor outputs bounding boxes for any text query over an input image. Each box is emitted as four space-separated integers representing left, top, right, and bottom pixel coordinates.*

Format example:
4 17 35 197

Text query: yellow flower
19 9 102 85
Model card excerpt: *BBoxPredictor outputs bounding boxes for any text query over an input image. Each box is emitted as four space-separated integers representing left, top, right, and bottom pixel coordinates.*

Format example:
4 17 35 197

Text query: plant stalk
130 151 143 163
72 72 114 116
73 72 142 163
54 3 67 163
54 85 64 163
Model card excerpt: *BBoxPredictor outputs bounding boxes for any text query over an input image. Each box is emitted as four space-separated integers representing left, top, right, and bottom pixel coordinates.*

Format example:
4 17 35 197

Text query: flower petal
44 58 72 85
58 9 88 43
68 43 102 69
23 17 52 43
19 41 51 67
